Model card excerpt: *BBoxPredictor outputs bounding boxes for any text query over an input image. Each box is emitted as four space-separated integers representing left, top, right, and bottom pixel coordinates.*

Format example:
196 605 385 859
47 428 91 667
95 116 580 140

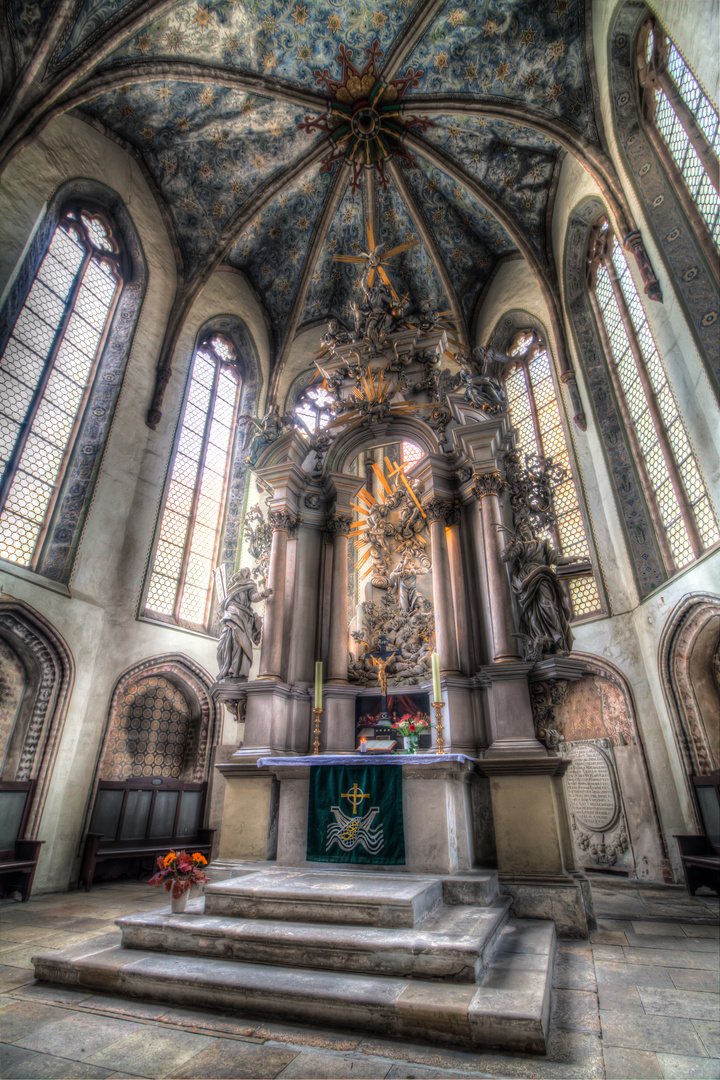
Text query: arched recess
0 596 74 837
608 1 720 399
536 649 671 881
659 594 720 813
96 655 220 787
564 194 666 598
0 177 147 583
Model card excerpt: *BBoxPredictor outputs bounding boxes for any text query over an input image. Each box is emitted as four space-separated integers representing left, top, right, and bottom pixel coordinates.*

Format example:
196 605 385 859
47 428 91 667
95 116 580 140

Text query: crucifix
367 634 396 725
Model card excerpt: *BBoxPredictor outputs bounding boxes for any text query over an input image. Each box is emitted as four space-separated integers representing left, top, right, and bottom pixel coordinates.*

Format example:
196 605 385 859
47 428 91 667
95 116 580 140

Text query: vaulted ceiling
2 0 618 396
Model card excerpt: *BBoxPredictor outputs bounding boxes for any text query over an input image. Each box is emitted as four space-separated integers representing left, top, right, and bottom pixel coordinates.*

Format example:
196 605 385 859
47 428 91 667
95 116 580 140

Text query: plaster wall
0 116 265 892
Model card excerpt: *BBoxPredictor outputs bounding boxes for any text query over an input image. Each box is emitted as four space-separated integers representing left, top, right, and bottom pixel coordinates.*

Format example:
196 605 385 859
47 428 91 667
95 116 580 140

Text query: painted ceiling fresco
8 0 602 366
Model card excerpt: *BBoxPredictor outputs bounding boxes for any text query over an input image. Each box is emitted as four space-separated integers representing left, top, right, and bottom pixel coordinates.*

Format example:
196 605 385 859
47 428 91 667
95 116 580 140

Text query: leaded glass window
640 19 720 247
0 208 122 568
590 221 719 573
145 335 241 631
294 385 334 434
401 441 423 470
505 334 603 619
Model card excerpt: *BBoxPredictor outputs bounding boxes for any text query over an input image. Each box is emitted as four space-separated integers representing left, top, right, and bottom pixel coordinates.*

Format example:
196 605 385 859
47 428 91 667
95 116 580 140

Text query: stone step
31 919 555 1052
115 897 512 982
203 869 444 928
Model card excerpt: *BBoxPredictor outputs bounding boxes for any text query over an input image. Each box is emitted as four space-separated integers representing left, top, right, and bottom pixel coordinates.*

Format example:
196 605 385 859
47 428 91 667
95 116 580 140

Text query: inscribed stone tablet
564 742 618 833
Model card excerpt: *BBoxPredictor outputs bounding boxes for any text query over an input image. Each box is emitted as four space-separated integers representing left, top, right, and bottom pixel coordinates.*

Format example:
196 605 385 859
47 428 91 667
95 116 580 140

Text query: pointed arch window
145 335 241 632
294 384 334 434
637 16 720 249
587 216 719 574
0 207 122 569
504 332 604 619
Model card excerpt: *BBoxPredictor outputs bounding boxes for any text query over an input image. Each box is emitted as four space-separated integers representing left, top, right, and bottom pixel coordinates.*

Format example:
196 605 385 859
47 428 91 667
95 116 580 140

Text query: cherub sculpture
239 407 287 465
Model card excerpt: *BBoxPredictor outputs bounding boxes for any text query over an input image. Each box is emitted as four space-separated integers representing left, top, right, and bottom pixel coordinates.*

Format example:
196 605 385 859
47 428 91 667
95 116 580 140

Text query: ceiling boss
300 41 433 192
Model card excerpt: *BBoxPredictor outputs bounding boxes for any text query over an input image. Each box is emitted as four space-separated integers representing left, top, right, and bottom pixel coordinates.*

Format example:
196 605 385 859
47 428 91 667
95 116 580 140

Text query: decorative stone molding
423 498 459 525
323 514 352 544
269 511 301 536
530 679 570 750
471 472 507 501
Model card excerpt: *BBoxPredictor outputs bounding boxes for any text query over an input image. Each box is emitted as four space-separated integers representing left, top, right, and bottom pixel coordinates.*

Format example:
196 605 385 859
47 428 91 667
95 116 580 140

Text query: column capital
472 471 507 500
323 513 352 544
269 510 301 537
424 497 460 525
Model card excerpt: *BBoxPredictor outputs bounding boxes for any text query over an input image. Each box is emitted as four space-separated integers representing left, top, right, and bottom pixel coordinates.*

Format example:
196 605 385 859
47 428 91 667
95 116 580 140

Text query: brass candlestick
312 708 323 755
432 701 446 754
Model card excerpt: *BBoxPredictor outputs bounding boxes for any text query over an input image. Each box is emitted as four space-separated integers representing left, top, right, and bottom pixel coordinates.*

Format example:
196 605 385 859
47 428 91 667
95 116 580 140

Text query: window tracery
145 334 241 632
504 331 603 620
637 15 720 249
0 207 122 569
587 215 719 574
294 384 334 434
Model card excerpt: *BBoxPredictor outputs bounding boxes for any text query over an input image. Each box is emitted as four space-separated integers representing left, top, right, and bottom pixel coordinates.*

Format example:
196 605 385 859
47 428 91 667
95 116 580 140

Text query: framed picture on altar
355 692 432 748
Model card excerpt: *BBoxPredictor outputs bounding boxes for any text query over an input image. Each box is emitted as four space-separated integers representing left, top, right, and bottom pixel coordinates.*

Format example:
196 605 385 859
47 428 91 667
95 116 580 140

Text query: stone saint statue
501 524 581 655
388 553 429 613
216 568 273 680
239 407 286 465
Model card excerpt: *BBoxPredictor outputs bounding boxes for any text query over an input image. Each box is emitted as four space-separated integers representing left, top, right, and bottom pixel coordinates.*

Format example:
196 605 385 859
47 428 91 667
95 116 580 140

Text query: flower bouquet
392 714 430 754
149 850 210 911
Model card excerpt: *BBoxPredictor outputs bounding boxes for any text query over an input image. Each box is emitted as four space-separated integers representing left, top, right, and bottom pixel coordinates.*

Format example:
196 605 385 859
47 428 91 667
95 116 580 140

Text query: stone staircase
31 867 556 1053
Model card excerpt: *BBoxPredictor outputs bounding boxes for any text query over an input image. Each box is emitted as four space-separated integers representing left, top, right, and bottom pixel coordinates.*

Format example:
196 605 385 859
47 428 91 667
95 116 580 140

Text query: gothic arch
659 594 720 801
0 177 147 583
96 655 220 788
564 194 666 597
608 1 720 398
0 596 74 838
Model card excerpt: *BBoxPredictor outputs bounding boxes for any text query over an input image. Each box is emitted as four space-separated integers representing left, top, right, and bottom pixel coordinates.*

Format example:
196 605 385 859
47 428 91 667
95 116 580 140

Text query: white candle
431 652 441 702
315 661 322 710
359 737 367 754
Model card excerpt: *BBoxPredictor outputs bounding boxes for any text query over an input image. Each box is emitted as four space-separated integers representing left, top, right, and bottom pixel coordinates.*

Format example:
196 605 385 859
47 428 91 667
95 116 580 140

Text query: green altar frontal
307 763 405 865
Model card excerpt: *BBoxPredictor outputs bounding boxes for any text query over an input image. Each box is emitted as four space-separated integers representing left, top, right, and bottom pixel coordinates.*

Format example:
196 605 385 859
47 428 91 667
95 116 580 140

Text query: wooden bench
80 779 214 891
675 771 720 896
0 840 45 900
0 781 44 901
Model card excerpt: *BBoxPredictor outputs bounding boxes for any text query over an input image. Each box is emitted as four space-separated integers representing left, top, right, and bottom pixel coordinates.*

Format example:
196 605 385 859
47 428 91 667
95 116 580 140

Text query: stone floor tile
597 982 646 1013
0 1043 118 1079
77 994 170 1020
594 960 674 987
632 921 687 935
602 1045 662 1079
638 987 720 1021
657 1053 720 1079
355 1037 487 1073
552 955 597 991
622 946 717 969
623 932 693 950
0 943 37 968
88 1026 216 1079
597 918 633 930
5 981 95 1005
385 1064 492 1079
551 989 600 1034
13 1009 146 1061
669 968 720 993
157 1005 260 1037
589 930 628 945
589 943 626 963
600 1009 709 1056
0 963 35 991
682 925 720 939
693 1021 720 1057
556 941 593 961
0 999 66 1042
276 1049 392 1078
171 1039 300 1079
255 1022 362 1050
682 938 720 953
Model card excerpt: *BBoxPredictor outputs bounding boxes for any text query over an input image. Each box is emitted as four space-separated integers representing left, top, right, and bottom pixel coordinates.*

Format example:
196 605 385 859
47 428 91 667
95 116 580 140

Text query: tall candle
431 652 441 702
315 661 323 710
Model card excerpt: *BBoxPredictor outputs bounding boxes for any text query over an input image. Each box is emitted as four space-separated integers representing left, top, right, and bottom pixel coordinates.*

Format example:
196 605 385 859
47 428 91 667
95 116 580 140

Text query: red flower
409 723 416 731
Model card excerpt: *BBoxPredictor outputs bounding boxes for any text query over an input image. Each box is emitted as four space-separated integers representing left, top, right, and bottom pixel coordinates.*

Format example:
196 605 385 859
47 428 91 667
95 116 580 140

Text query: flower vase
189 883 203 900
405 735 419 754
171 888 189 913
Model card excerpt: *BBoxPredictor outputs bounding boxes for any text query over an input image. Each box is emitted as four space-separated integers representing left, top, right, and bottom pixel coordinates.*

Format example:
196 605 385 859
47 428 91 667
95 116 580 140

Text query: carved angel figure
216 568 273 681
458 344 513 413
388 553 430 613
239 407 286 465
320 318 349 348
501 523 581 655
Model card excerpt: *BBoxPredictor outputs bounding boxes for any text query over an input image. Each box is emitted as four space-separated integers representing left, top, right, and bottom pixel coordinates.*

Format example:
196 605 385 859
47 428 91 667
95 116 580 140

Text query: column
446 513 472 676
286 524 322 685
473 472 520 663
325 514 352 682
425 499 460 675
258 510 297 679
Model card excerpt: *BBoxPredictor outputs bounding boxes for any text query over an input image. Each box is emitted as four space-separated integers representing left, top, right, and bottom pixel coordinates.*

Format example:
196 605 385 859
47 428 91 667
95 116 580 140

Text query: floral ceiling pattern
7 0 602 363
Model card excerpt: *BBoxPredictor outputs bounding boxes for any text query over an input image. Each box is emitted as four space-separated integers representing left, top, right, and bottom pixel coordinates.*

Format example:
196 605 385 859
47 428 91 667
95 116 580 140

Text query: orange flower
192 853 207 865
162 851 176 868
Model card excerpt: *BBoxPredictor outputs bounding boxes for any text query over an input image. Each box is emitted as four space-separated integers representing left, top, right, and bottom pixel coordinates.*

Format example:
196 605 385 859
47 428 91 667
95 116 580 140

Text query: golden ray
382 239 420 260
356 550 373 569
356 488 375 507
372 462 393 495
365 218 376 252
376 264 399 300
366 266 376 286
350 502 369 515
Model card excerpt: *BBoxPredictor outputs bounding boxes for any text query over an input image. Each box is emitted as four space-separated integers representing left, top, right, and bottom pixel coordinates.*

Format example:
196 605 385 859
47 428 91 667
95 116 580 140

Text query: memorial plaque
560 739 635 874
